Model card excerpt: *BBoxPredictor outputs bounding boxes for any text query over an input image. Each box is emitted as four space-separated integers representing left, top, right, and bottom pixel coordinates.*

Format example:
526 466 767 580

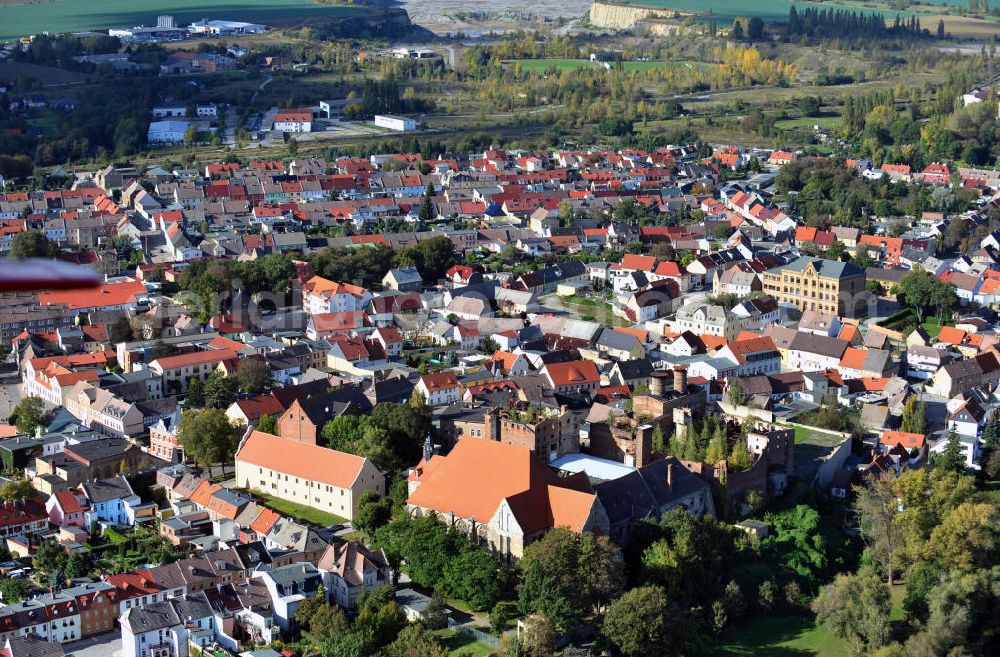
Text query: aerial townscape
0 0 997 656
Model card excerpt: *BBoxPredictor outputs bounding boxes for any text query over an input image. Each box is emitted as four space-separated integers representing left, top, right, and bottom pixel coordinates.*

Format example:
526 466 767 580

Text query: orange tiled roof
152 348 239 370
407 439 596 534
38 280 146 311
236 431 368 489
937 326 968 345
421 371 459 392
545 360 600 386
880 430 925 450
839 347 868 370
250 507 280 535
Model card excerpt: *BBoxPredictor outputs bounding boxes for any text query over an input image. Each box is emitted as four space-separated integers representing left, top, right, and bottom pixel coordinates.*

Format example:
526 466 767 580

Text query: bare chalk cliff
589 1 676 29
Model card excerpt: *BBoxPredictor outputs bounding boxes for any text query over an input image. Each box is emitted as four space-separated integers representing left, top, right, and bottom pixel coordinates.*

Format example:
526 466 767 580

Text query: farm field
935 14 1000 38
0 61 87 85
0 0 359 41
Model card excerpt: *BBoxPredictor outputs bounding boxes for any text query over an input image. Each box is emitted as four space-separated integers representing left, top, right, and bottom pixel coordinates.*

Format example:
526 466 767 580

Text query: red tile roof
407 439 597 534
38 280 146 311
545 360 600 386
880 430 925 451
421 371 459 392
236 431 368 489
152 348 239 371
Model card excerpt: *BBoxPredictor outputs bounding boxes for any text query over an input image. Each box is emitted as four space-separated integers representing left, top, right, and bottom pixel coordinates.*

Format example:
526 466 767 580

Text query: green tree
926 502 998 572
933 428 966 474
203 372 239 409
602 585 691 657
176 408 244 466
256 414 277 434
518 529 624 631
0 478 35 502
706 429 727 463
110 316 133 344
309 603 349 643
761 505 847 591
902 560 939 622
521 612 556 657
491 601 516 635
900 396 927 434
9 230 57 259
813 572 891 656
236 358 271 394
384 624 447 657
64 550 93 579
11 396 46 436
0 577 29 603
354 491 392 538
442 545 513 611
186 377 205 407
897 267 958 323
728 441 752 470
854 474 902 585
720 580 747 622
32 539 68 576
420 592 449 631
418 184 436 224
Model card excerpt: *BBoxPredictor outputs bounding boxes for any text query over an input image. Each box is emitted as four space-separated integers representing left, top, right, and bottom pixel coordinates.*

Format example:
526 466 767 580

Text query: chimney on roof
650 373 666 398
673 366 687 394
667 463 673 489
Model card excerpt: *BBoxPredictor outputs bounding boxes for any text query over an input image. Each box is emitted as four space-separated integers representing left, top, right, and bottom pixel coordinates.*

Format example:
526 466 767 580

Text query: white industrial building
374 115 416 132
147 120 189 144
188 19 266 36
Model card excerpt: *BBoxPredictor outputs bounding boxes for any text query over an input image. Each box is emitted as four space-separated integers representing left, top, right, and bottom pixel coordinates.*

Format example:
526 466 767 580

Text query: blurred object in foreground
0 259 102 292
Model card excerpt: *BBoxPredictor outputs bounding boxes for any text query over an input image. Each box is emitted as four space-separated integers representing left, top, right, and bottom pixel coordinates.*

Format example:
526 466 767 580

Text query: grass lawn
560 295 630 326
432 629 495 657
715 614 849 657
508 59 594 73
792 426 812 444
889 584 906 622
774 115 841 130
974 480 1000 504
921 316 951 338
244 489 347 527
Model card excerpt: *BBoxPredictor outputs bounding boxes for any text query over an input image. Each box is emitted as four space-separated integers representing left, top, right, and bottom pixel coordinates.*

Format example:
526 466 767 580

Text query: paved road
65 633 122 657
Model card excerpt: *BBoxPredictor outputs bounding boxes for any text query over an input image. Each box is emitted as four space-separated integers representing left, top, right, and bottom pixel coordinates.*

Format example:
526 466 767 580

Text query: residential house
316 542 391 611
416 372 461 406
381 267 423 292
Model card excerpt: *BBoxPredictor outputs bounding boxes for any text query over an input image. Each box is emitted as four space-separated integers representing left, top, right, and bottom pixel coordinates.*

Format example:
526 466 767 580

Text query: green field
509 59 595 73
0 0 358 41
774 115 842 130
432 629 495 657
715 614 850 657
243 489 348 527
